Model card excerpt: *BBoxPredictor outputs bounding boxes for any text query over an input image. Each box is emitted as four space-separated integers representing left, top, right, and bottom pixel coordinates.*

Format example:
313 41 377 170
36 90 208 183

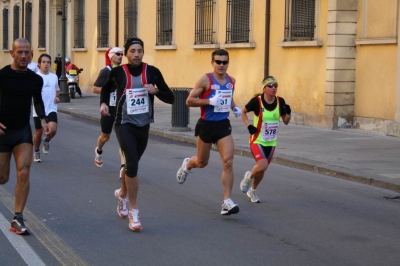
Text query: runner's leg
215 135 235 200
13 143 32 213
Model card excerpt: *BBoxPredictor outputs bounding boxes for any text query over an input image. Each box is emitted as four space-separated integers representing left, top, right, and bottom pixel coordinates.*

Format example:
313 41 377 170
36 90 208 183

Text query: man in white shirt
27 51 39 73
32 54 60 162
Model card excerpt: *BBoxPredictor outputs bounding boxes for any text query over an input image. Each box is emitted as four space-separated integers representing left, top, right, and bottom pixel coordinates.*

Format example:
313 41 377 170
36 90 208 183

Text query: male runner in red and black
100 37 174 231
0 38 51 235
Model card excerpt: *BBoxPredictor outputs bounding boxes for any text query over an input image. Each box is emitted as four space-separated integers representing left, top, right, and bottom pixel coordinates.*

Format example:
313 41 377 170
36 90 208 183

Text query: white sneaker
240 171 252 193
247 189 261 203
43 140 50 154
176 158 190 184
129 209 142 231
33 152 41 162
221 198 239 215
94 147 103 167
114 189 128 218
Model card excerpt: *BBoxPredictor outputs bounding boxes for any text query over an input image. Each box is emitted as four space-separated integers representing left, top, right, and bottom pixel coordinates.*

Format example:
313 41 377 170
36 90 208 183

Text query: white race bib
262 122 279 141
109 91 117 106
213 89 232 113
126 88 149 115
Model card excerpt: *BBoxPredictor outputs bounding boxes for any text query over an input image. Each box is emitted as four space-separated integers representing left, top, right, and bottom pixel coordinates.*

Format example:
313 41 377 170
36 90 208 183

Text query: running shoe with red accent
9 214 30 235
129 209 142 231
94 147 103 167
114 189 128 218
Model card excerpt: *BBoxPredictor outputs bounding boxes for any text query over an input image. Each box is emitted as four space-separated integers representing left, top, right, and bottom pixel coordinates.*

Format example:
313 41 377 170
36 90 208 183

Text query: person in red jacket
65 57 85 98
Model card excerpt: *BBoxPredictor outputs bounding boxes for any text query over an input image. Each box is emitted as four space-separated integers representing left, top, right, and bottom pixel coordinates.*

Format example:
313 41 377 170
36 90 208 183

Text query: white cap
108 47 123 60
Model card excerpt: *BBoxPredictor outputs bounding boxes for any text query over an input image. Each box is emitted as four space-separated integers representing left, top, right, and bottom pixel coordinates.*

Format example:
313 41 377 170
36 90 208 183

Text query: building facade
1 0 400 137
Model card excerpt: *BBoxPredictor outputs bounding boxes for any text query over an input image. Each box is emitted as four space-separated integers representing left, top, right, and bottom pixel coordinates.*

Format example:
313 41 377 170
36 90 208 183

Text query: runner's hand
41 120 51 135
209 95 224 106
0 122 6 135
232 106 242 117
100 103 110 116
283 104 291 115
247 125 258 135
144 84 157 95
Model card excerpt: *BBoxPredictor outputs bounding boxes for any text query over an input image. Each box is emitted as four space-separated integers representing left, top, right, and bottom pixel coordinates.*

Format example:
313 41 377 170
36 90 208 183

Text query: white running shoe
114 189 128 218
33 152 41 162
94 147 103 167
240 171 252 193
176 158 190 184
247 189 261 203
43 141 50 154
129 209 142 231
221 198 239 215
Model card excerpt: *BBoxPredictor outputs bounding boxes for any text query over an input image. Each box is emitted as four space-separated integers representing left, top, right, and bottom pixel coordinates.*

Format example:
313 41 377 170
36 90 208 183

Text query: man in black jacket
100 37 174 231
0 38 51 235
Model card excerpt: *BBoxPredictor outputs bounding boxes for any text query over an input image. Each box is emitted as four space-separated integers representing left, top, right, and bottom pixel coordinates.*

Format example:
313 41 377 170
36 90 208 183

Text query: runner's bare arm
186 75 211 107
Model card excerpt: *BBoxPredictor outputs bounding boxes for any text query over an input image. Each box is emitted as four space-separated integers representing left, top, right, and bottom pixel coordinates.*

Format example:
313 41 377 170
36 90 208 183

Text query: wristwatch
155 88 160 95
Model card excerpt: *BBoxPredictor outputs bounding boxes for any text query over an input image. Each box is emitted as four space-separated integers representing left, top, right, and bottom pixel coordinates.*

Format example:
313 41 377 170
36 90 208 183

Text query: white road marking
0 212 46 266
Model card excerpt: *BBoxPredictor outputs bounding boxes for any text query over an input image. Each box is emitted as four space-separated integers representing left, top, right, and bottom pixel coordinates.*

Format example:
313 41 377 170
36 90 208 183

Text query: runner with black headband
239 76 291 203
176 49 242 216
100 37 174 231
0 38 51 235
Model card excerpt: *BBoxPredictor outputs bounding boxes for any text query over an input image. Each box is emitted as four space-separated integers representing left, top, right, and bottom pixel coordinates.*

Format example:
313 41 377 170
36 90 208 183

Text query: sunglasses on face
266 83 278 88
114 53 123 56
213 60 229 65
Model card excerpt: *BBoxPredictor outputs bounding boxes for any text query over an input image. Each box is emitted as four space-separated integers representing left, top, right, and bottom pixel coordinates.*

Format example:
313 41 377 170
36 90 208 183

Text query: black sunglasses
213 60 229 65
114 53 123 56
266 83 278 88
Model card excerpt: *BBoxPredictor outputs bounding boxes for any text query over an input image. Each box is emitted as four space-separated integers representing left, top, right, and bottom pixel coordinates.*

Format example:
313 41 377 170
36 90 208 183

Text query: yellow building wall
269 0 328 116
355 0 398 120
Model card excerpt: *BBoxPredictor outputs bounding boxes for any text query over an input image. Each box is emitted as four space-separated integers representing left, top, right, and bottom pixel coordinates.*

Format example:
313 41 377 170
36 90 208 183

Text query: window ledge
2 49 10 53
220 42 256 49
355 38 397 45
38 47 46 51
277 40 323 47
96 47 110 51
153 45 177 50
191 44 220 50
72 48 88 52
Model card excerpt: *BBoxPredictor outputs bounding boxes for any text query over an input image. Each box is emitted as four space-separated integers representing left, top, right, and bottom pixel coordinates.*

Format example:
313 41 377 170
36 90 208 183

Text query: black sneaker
221 199 239 215
10 214 30 235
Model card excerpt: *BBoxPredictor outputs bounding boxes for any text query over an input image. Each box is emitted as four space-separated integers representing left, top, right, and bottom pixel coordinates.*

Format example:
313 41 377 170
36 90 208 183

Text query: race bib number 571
126 88 149 115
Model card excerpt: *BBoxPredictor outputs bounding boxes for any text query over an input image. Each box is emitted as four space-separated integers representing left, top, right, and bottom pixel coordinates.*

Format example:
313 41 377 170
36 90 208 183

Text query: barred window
25 2 32 43
3 8 8 50
74 0 85 48
156 0 173 45
284 0 315 41
226 0 250 43
124 0 138 41
13 5 20 41
195 0 216 44
38 0 46 48
97 0 109 48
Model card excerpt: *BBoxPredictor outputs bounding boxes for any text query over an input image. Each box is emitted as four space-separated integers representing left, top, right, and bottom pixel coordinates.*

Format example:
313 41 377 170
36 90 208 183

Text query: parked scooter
66 68 83 99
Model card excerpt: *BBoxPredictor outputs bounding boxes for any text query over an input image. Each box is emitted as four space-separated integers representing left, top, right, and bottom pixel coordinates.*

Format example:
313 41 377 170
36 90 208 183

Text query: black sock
14 212 22 218
97 149 103 155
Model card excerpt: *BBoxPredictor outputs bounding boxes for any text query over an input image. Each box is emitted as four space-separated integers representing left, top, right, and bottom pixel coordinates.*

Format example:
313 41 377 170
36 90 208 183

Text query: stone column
325 0 358 129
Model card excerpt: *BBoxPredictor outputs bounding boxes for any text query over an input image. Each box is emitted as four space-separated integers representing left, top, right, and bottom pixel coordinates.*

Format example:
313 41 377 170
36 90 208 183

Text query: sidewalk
58 95 400 193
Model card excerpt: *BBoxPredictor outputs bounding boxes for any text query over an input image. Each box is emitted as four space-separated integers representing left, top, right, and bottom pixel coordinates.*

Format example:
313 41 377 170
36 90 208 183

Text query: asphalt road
1 113 400 266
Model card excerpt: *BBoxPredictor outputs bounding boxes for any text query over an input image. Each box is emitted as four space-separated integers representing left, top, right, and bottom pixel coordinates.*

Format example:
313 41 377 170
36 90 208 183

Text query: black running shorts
114 123 150 178
0 125 33 152
33 112 58 130
100 106 116 134
195 118 232 144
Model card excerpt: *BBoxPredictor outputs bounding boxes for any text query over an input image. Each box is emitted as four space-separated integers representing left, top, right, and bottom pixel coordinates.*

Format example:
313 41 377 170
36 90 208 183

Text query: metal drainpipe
264 0 271 78
115 0 119 46
21 0 25 37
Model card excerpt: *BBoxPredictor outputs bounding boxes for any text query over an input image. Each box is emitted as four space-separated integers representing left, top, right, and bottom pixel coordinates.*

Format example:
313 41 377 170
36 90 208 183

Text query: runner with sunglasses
93 47 125 179
238 76 291 203
32 54 60 162
176 49 242 216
